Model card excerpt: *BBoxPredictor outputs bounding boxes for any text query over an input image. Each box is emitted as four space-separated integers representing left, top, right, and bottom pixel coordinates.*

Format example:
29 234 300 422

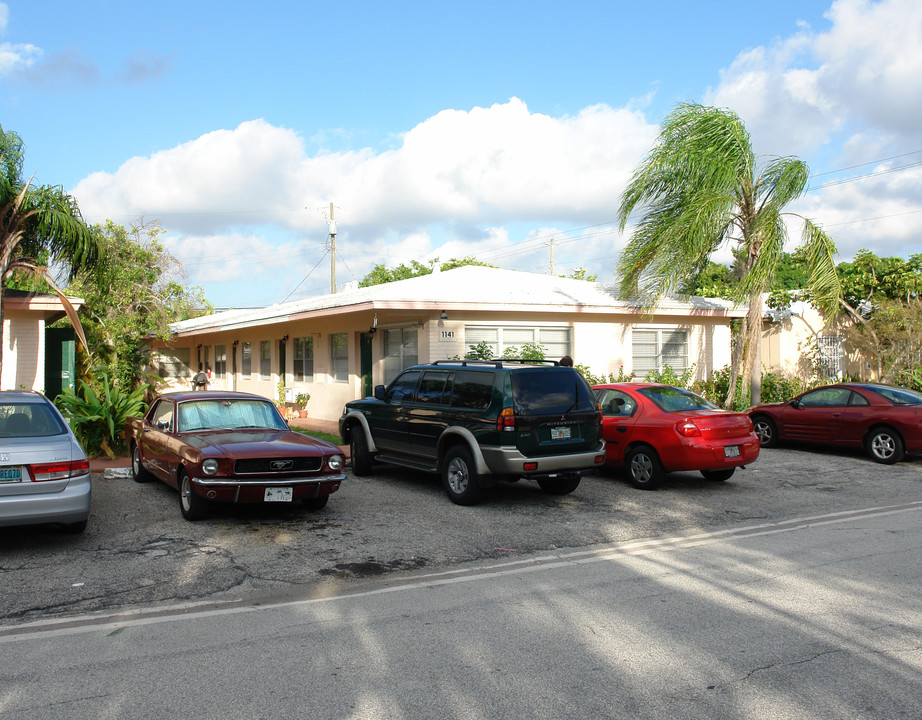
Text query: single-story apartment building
1 289 83 397
154 266 748 424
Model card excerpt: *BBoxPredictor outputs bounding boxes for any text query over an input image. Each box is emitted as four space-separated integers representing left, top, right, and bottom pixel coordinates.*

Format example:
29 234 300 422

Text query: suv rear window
512 370 596 414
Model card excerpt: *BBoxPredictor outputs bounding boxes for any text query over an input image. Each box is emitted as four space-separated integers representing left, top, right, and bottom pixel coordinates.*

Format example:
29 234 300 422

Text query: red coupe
125 391 346 520
748 383 922 464
593 383 759 489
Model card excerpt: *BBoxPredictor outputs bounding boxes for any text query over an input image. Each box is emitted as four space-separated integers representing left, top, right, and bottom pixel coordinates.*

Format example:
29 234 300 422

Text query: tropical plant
296 392 310 409
574 365 634 386
55 374 150 458
617 103 841 407
503 342 547 361
0 124 101 374
464 340 495 360
62 218 211 391
643 364 696 389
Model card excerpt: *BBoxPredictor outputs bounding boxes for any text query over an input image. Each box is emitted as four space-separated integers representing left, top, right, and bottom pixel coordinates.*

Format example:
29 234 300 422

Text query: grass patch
291 427 343 446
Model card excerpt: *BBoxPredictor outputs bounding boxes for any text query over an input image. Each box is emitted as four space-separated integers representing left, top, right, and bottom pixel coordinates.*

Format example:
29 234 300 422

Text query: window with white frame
294 337 314 382
155 348 191 379
463 326 571 360
383 327 418 383
331 333 349 383
632 328 688 375
241 342 252 378
214 345 227 379
259 340 271 380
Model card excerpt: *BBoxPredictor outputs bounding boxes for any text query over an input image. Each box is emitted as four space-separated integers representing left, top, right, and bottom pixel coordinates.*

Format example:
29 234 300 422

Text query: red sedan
748 383 922 464
593 383 759 489
125 391 345 520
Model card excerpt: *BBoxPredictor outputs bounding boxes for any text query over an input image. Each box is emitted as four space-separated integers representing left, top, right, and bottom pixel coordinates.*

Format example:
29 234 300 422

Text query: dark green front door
44 328 76 399
360 332 374 397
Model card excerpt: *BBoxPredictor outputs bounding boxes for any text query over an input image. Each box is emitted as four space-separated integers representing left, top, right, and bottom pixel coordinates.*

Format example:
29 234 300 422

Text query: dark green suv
339 360 605 505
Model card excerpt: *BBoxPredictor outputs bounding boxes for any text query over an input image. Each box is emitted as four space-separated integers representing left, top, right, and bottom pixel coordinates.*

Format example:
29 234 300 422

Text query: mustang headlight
202 459 219 475
327 454 344 471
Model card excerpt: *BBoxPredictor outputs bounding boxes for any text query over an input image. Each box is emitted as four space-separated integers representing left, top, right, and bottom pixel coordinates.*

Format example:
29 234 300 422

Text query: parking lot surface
1 445 920 625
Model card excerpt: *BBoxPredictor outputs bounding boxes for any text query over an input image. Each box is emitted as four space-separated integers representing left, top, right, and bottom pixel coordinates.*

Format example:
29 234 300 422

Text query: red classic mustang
593 383 760 489
125 391 345 520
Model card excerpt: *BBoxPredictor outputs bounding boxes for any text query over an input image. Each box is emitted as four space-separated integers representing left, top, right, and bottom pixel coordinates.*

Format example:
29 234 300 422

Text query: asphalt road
1 445 921 626
2 495 920 719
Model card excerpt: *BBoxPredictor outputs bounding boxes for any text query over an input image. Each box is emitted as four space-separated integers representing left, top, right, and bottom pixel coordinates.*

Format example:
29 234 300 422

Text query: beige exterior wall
760 302 866 381
2 311 45 392
155 307 742 424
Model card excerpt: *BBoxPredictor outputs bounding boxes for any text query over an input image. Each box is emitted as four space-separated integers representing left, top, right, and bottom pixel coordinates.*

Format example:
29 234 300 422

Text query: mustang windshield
178 399 286 432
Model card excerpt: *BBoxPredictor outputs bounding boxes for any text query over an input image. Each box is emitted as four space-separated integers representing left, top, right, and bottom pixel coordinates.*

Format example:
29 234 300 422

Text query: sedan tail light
28 459 91 482
675 420 702 437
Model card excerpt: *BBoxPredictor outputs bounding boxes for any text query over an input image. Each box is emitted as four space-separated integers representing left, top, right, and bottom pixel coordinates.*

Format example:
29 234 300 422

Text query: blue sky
3 0 921 307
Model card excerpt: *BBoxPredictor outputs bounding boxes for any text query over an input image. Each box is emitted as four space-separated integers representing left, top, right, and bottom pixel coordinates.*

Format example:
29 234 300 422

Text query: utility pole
328 202 337 294
549 237 555 275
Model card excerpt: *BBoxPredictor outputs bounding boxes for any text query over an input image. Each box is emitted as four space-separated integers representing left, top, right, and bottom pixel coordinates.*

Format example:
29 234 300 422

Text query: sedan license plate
264 487 293 502
550 426 571 441
724 445 741 458
0 466 22 483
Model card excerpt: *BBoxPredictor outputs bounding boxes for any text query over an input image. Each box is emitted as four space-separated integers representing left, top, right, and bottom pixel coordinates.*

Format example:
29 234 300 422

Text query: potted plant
296 392 310 418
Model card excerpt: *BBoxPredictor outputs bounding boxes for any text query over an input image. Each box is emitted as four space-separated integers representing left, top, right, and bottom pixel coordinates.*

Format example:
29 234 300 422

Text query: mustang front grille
234 457 323 474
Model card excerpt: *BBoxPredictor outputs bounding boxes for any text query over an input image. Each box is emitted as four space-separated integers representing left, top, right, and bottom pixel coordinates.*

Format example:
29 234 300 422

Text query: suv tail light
28 459 90 482
675 420 702 438
497 407 516 432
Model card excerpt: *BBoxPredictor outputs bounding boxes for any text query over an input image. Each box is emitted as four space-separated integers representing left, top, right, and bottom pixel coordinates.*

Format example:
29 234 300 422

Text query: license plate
0 466 22 483
264 487 293 502
550 426 571 440
724 446 740 458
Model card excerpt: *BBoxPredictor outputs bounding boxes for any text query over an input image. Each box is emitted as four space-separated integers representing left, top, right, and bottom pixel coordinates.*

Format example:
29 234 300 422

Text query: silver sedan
0 391 91 533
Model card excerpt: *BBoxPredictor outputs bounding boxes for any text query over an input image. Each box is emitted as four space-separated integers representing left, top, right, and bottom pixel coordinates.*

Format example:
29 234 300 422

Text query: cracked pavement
1 445 921 625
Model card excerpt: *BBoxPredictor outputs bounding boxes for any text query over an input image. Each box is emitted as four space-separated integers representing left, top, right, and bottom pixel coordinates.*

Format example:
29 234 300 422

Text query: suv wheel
350 427 373 476
442 446 483 506
536 474 581 495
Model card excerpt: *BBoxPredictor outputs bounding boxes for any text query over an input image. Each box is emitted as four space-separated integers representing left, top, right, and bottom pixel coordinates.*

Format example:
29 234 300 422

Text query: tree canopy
617 103 841 406
63 219 212 390
359 256 496 287
0 124 101 376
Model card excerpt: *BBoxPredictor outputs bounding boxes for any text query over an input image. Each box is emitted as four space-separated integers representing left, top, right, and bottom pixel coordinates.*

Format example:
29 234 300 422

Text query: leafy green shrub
574 364 634 385
464 340 494 360
759 371 811 403
55 374 150 458
644 364 696 389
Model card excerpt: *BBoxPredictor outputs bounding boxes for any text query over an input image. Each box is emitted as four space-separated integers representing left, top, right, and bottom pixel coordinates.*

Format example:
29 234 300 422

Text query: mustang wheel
752 416 778 448
302 494 329 511
701 468 735 482
350 428 373 476
179 470 208 521
866 427 904 465
624 445 664 490
131 443 153 483
442 446 483 505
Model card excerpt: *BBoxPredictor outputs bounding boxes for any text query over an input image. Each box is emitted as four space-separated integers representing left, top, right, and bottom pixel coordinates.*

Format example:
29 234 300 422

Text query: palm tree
0 125 100 379
617 103 841 407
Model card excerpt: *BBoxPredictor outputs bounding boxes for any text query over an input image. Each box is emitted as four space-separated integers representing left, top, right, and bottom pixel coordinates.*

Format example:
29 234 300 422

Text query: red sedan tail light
28 459 90 482
675 420 702 437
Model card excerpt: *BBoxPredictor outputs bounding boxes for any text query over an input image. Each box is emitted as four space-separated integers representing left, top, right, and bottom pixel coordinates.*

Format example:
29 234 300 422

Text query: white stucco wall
2 311 45 392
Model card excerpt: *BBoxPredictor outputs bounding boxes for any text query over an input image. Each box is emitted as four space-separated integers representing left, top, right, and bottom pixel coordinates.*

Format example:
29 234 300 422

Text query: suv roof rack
429 358 561 368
